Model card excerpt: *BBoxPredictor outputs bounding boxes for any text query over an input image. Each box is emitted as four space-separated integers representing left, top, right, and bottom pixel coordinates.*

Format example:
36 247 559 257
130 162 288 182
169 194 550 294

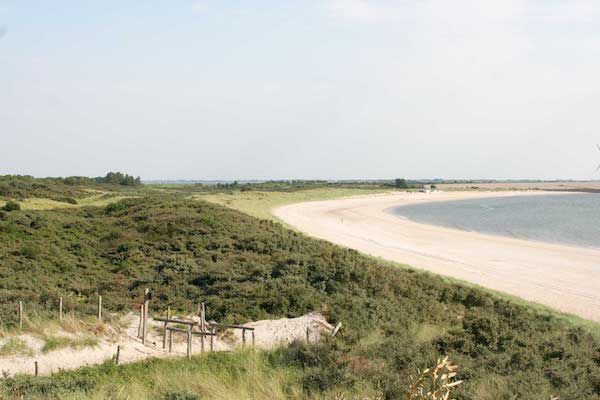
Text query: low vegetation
0 177 598 399
0 337 34 357
39 334 98 353
0 173 142 204
198 187 390 221
1 201 20 212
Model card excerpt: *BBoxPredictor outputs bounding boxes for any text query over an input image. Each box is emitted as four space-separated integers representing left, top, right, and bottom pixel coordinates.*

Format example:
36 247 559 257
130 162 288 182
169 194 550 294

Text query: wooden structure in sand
138 294 256 358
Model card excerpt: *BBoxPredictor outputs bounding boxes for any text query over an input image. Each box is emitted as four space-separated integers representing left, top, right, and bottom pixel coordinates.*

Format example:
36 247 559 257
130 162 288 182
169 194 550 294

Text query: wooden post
187 327 192 359
142 288 149 345
306 326 310 343
18 301 23 329
201 302 206 332
252 330 255 348
137 304 144 339
115 345 121 365
59 297 63 321
168 329 173 353
162 307 170 349
242 329 246 348
97 295 102 321
34 361 38 376
210 326 214 352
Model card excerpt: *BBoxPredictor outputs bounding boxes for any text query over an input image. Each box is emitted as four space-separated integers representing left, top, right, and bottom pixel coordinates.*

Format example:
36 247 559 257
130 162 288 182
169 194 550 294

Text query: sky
1 0 600 181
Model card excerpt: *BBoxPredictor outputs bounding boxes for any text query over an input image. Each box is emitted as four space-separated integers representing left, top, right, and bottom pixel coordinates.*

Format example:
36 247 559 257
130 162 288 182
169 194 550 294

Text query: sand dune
274 191 600 322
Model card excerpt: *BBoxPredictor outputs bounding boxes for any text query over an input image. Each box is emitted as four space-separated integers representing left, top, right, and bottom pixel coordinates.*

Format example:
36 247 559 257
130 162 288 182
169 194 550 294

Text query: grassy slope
197 188 390 222
202 189 600 338
0 351 339 400
0 194 599 399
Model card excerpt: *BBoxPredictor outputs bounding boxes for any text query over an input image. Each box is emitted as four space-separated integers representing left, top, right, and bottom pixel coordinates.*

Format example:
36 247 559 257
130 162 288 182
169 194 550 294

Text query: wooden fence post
59 297 63 321
142 288 149 345
201 302 206 332
115 345 121 365
187 327 192 359
306 326 310 343
169 329 173 353
34 361 38 376
97 295 102 321
18 301 23 329
252 330 255 348
137 304 144 339
242 329 246 348
162 307 170 349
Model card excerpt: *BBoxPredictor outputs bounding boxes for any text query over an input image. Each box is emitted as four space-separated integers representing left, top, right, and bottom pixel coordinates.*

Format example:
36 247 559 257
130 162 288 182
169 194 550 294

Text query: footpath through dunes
274 191 600 322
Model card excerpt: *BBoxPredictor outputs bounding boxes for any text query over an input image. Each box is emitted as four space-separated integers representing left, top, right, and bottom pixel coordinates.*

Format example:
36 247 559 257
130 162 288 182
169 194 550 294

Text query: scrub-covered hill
0 195 598 399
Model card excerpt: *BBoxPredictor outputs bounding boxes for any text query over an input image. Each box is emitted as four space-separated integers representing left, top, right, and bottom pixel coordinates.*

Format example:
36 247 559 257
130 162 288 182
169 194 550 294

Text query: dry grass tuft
407 356 463 400
0 337 35 357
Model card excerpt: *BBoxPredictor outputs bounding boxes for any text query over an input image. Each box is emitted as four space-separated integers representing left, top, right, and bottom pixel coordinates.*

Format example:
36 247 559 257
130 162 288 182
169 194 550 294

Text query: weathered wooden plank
210 322 255 331
166 327 215 335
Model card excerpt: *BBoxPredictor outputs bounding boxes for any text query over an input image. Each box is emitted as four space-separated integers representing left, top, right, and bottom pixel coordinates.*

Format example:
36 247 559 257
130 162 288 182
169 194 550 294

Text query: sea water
390 193 600 249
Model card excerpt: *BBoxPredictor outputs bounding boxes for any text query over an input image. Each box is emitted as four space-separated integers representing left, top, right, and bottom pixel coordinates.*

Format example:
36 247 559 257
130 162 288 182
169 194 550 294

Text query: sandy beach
274 191 600 322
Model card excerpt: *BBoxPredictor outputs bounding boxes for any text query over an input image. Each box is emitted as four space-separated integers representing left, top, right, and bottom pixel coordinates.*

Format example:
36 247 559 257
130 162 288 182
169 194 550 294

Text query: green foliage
40 335 98 353
104 201 129 214
55 197 78 205
2 200 20 211
98 172 141 186
0 175 91 200
0 337 34 357
0 195 598 399
0 351 307 400
395 178 409 189
0 173 142 203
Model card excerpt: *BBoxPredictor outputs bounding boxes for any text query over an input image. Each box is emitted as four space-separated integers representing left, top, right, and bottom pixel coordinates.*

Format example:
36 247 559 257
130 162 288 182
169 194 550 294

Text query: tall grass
0 351 307 400
0 337 34 357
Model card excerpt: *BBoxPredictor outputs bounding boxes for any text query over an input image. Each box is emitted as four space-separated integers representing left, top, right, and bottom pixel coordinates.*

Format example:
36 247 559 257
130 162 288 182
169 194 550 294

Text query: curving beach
274 191 600 322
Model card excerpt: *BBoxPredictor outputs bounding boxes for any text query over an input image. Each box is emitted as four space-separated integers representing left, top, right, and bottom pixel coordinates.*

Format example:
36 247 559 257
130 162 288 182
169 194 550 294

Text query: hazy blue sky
1 1 600 180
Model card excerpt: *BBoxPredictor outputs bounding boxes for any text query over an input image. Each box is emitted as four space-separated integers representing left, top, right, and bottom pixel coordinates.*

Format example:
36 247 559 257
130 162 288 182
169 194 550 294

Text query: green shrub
2 200 20 211
164 392 202 400
104 201 129 214
56 197 78 205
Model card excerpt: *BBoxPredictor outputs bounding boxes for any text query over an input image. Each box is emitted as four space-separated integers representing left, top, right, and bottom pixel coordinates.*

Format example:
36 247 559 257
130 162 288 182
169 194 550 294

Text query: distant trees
63 172 142 186
394 178 409 189
95 172 142 186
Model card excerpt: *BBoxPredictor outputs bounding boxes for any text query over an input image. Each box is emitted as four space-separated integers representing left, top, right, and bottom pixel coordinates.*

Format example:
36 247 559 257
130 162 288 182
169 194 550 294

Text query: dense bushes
0 196 598 399
0 173 141 202
2 200 20 211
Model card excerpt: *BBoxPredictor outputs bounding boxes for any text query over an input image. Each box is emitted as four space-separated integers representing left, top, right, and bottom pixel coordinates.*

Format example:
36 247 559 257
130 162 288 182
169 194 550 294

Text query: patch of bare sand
273 191 600 322
0 312 333 377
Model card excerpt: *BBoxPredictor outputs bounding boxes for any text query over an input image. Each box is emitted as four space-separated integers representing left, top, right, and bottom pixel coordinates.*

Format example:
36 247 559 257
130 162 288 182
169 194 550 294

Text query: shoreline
273 190 600 322
385 193 600 252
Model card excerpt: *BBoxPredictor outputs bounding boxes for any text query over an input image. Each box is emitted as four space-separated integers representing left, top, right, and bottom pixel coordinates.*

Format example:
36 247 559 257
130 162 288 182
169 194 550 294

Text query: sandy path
0 313 333 377
273 191 600 322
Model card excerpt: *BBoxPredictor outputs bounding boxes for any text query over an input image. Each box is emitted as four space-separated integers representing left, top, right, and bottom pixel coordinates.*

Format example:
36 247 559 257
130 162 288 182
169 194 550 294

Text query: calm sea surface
390 194 600 249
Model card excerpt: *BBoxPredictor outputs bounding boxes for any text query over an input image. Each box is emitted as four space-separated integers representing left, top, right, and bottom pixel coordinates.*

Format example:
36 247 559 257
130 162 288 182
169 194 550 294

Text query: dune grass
196 188 390 222
0 337 35 357
40 334 99 353
0 350 318 400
